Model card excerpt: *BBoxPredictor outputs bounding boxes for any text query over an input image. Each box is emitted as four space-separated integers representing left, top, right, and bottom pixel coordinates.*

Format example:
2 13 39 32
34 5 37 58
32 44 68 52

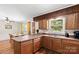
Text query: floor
0 40 59 54
35 48 59 54
0 40 14 54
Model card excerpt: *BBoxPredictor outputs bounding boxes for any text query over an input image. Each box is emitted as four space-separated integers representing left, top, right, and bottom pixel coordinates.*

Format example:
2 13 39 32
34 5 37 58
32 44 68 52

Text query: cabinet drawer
21 40 33 46
34 38 40 42
62 40 79 45
63 44 79 54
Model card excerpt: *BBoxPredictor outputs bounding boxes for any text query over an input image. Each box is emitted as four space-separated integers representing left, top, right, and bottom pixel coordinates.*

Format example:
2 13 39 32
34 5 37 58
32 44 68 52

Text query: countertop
11 34 42 42
11 34 79 42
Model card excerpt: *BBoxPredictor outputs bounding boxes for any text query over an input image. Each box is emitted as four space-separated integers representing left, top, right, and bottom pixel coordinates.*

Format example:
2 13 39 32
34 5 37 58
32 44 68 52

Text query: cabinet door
33 38 41 53
62 40 79 54
50 37 62 52
65 13 76 30
39 20 43 29
39 19 47 29
42 36 51 49
21 40 33 54
75 13 79 29
42 19 47 29
52 38 62 53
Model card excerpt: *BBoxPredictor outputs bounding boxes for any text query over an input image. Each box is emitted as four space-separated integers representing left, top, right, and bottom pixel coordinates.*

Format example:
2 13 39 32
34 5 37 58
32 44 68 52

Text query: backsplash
39 29 65 35
39 29 79 36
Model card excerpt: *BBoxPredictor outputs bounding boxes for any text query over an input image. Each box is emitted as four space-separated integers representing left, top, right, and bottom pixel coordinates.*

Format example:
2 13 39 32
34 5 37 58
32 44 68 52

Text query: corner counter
11 34 79 54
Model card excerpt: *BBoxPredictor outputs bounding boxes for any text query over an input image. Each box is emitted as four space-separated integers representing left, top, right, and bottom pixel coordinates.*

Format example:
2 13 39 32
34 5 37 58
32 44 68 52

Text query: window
49 17 66 33
23 23 27 32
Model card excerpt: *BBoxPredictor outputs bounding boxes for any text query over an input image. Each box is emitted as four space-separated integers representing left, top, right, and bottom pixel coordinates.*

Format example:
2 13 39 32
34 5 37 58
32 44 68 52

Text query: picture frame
5 24 12 29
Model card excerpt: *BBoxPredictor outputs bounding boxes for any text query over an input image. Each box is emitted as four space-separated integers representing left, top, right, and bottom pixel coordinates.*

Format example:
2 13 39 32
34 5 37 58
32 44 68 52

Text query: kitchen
0 4 79 54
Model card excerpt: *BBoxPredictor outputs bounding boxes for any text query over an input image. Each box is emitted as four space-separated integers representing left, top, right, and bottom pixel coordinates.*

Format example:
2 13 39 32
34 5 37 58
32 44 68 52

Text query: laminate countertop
11 34 79 42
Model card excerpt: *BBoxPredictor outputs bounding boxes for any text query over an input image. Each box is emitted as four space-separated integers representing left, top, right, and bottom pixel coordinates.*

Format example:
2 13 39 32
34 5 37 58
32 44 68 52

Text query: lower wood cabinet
42 37 62 53
33 37 41 53
13 37 41 54
21 40 33 54
13 35 79 54
42 36 51 49
14 40 21 54
42 36 79 54
62 39 79 54
51 38 62 53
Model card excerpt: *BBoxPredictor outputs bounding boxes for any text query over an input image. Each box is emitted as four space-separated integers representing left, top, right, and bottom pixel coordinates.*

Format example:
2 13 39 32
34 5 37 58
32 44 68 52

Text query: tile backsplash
39 29 79 36
39 29 65 35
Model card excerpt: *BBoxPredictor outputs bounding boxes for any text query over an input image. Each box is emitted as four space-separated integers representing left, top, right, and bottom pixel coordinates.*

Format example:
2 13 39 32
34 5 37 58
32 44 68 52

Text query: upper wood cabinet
39 19 43 29
33 5 79 30
65 13 79 30
33 15 47 30
39 19 47 29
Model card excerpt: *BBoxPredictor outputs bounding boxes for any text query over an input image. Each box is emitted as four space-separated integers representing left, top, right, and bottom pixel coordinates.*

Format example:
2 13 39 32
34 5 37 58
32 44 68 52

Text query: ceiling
0 4 76 22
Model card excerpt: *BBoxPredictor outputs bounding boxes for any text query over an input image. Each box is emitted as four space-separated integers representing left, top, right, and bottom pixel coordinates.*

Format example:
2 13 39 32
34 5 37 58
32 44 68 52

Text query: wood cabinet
36 13 79 30
62 39 79 54
39 19 43 29
65 13 79 30
42 36 62 53
33 37 41 53
42 36 79 54
34 5 79 30
51 38 62 53
34 15 47 30
39 19 47 29
42 19 47 29
13 34 79 54
42 36 51 49
21 40 33 54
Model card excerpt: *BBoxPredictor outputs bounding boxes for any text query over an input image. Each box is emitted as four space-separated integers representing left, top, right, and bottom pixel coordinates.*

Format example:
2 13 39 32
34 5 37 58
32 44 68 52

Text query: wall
0 20 21 41
0 5 28 41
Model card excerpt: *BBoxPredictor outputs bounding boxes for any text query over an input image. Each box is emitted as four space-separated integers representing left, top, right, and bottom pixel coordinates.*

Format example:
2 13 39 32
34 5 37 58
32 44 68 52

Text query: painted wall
0 20 21 41
0 5 28 41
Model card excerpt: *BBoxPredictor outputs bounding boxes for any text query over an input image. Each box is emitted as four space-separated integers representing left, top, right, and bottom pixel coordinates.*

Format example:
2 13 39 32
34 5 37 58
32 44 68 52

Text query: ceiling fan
5 17 15 23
